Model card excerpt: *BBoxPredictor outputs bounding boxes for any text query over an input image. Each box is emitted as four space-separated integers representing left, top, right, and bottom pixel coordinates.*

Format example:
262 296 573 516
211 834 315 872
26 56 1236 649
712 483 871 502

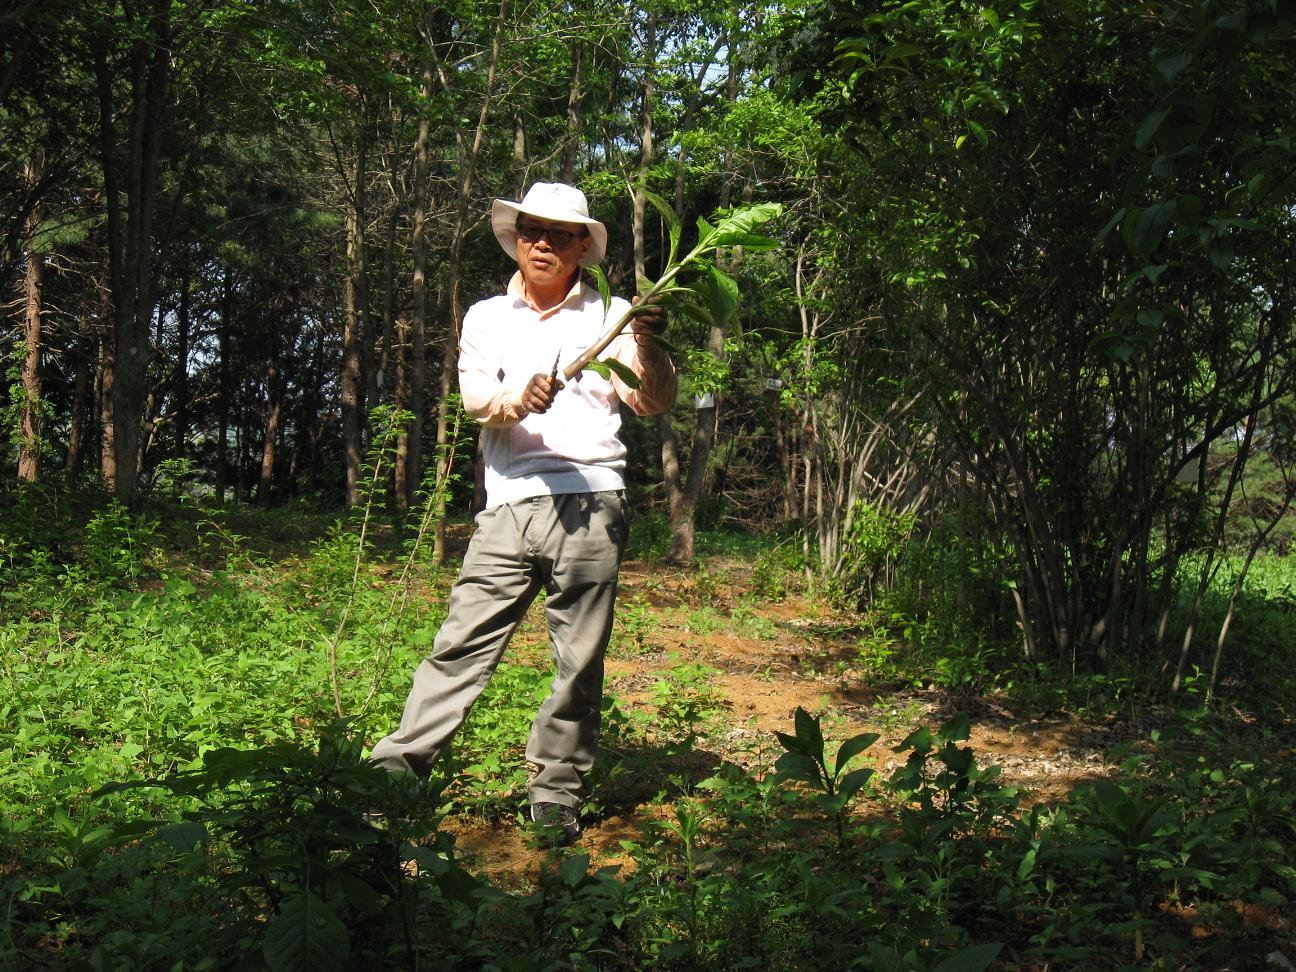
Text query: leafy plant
643 657 724 751
1071 779 1201 963
94 722 478 970
888 714 1014 831
80 501 163 585
775 706 879 844
613 593 657 655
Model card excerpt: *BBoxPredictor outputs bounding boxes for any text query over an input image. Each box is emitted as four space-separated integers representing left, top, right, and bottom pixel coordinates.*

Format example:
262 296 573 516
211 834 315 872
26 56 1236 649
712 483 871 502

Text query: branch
562 192 781 380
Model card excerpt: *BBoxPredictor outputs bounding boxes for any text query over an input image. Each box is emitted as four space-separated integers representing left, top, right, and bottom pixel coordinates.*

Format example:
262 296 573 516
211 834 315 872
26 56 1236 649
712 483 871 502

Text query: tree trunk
372 202 399 415
66 312 92 481
658 325 725 563
655 25 740 562
216 267 233 504
559 38 584 184
258 337 283 508
173 259 191 462
432 0 510 562
631 12 655 285
396 10 434 511
17 152 44 482
511 103 527 197
342 142 369 506
94 0 172 501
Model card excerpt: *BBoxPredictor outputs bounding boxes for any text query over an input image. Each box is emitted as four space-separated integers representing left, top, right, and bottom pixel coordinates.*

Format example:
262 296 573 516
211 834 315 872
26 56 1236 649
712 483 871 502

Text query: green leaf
1175 195 1203 229
262 891 349 972
696 216 717 247
709 203 782 247
792 706 825 756
1123 202 1175 256
1135 107 1171 151
838 766 876 801
695 265 739 329
590 265 613 317
774 749 823 786
601 357 642 389
650 333 682 355
671 302 717 329
1154 49 1192 83
642 188 681 265
560 852 591 887
774 730 810 758
584 360 613 380
835 731 881 772
930 942 1003 972
939 713 971 743
880 43 922 66
117 741 144 762
894 726 932 754
331 872 384 916
1017 846 1037 880
1093 207 1127 249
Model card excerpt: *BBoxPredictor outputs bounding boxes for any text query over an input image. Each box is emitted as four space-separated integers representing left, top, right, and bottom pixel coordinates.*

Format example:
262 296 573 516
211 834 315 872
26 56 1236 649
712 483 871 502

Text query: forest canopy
3 0 1295 683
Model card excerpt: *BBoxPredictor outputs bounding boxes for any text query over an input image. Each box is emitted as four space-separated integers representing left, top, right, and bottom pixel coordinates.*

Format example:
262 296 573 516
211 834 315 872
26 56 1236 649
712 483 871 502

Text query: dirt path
444 554 1118 885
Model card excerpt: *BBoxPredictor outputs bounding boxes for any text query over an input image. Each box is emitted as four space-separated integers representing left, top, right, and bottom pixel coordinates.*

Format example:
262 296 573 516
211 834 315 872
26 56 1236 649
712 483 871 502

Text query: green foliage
449 662 553 811
80 501 165 585
626 509 672 560
775 706 879 844
3 493 1295 970
568 197 782 381
640 656 725 751
840 499 917 605
612 593 657 655
785 0 1296 678
93 723 476 970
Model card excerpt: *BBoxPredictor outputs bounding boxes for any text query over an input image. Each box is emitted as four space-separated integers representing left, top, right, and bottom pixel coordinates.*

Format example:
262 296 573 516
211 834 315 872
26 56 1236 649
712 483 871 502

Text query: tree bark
655 24 738 562
559 38 584 184
66 312 92 481
257 335 283 508
631 12 655 287
372 201 399 416
17 152 45 482
432 0 510 561
512 103 527 197
396 7 435 511
94 0 172 501
216 266 233 504
341 137 369 506
173 259 191 462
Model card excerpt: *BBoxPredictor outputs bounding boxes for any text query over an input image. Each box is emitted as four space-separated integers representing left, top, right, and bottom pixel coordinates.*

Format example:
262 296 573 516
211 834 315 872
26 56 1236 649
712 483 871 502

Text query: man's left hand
630 296 667 345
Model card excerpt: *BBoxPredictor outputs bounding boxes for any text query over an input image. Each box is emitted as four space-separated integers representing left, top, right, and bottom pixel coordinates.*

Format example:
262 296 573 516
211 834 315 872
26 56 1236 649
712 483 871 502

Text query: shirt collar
507 271 587 320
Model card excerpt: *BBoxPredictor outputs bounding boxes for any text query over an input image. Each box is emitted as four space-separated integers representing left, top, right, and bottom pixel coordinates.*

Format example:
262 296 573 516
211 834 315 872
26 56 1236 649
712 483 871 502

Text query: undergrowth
1 485 1293 970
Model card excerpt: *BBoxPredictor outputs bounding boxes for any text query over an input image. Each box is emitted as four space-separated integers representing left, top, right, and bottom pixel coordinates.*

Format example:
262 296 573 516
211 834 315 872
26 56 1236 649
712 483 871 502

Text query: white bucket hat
491 182 607 267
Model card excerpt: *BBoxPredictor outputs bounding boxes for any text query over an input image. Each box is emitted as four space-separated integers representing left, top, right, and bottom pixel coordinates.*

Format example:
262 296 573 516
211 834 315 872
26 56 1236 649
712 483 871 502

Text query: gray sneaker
529 802 580 847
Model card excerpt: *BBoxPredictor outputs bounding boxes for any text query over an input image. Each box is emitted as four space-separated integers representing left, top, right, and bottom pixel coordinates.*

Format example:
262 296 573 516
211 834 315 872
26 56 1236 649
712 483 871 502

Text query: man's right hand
521 373 564 414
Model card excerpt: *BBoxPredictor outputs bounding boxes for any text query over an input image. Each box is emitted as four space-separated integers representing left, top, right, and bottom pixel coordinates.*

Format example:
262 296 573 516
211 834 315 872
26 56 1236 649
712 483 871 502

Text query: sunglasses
516 220 587 248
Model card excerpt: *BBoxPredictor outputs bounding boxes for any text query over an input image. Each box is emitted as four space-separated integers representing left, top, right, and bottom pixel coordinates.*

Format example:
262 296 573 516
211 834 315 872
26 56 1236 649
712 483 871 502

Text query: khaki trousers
371 490 627 807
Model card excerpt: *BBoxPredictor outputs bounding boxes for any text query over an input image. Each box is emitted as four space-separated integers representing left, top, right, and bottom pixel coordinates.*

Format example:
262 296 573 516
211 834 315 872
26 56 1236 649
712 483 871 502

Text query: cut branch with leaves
565 189 782 385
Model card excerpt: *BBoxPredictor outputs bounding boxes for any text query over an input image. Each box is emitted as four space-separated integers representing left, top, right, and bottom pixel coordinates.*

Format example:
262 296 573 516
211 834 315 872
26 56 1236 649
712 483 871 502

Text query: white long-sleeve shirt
459 272 677 508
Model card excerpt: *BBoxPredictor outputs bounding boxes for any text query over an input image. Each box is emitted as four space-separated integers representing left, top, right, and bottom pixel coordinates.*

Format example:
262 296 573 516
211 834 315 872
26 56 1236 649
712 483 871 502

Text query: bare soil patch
443 553 1126 884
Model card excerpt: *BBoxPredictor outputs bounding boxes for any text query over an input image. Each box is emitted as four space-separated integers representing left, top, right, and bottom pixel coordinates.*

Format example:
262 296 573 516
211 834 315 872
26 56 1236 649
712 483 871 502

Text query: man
370 182 676 844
